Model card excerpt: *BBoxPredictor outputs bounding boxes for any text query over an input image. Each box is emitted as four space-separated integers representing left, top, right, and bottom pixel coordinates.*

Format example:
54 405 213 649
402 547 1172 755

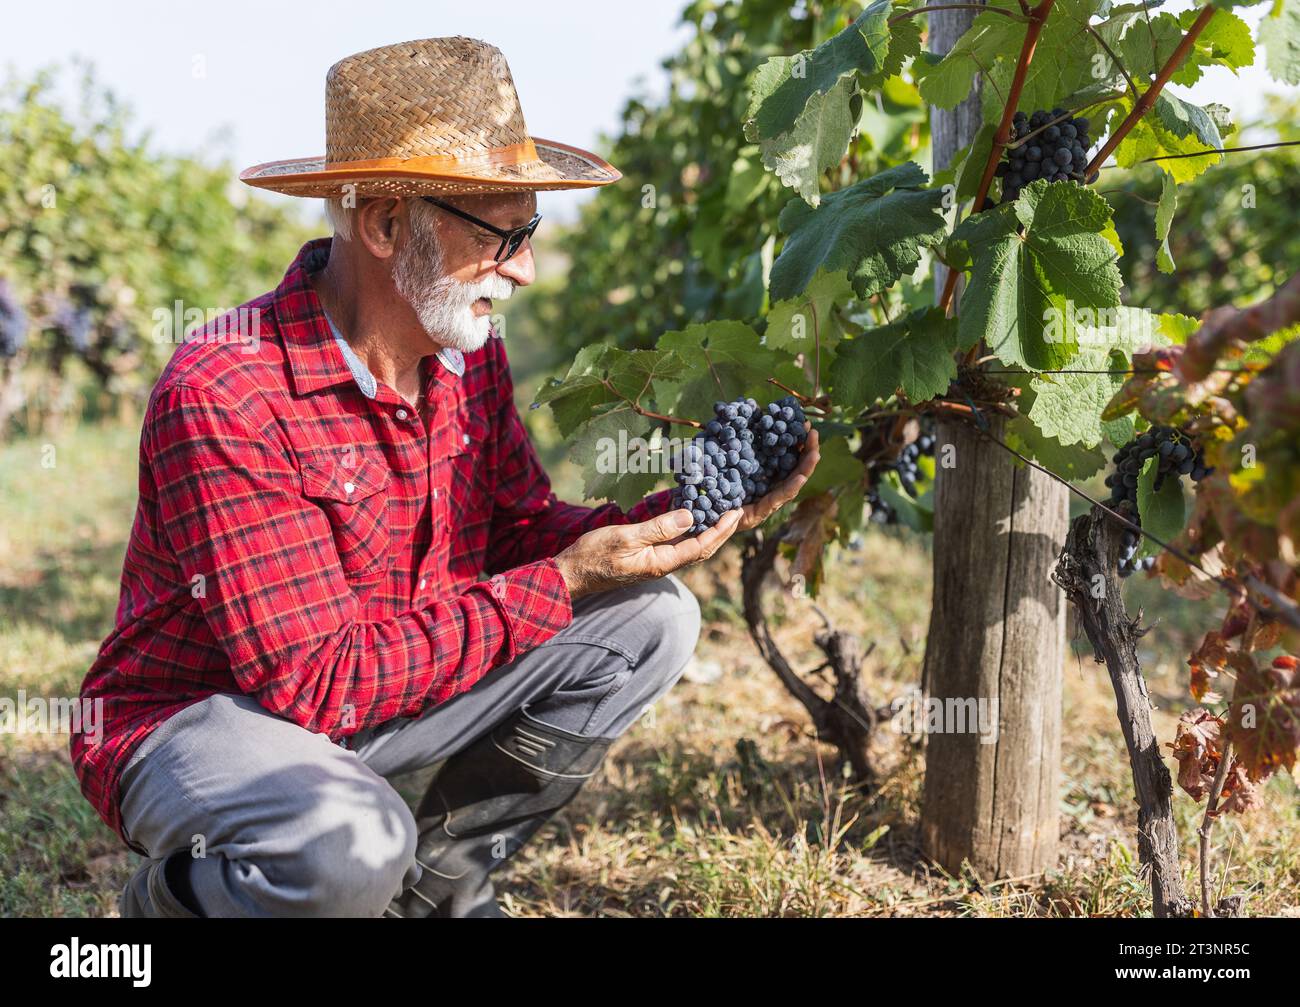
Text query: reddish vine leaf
1169 708 1226 802
1228 652 1300 781
783 491 839 597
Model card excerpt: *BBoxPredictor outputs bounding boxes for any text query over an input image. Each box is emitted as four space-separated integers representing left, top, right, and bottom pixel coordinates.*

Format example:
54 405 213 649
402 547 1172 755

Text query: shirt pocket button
300 459 393 594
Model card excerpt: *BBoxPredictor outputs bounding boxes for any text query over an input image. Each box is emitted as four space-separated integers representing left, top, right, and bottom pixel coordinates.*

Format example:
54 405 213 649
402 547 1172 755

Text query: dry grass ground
2 423 1297 917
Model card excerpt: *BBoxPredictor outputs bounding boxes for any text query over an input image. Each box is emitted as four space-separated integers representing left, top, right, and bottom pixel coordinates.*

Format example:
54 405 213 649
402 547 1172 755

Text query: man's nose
497 242 535 288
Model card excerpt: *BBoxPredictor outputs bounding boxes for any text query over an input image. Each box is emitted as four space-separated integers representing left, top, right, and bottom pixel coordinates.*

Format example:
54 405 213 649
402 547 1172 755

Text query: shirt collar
323 310 378 399
274 238 467 400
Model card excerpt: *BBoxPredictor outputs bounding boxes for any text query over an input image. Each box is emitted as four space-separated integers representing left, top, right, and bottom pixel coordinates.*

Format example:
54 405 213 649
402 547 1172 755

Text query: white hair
324 196 355 241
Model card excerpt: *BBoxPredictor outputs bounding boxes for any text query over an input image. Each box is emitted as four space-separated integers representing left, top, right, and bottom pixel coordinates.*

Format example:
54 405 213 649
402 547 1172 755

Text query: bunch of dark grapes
1104 425 1213 577
670 395 809 534
867 429 935 524
996 109 1097 204
0 279 27 359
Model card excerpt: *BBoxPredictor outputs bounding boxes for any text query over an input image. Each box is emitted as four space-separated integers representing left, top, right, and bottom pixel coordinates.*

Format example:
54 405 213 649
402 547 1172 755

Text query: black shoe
387 710 612 918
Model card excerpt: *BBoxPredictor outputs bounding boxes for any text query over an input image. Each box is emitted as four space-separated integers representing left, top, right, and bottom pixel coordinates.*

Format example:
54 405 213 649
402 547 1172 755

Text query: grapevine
531 0 1300 914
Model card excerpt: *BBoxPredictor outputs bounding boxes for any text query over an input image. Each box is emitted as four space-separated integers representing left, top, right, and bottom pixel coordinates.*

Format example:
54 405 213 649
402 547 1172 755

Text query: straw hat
239 36 621 198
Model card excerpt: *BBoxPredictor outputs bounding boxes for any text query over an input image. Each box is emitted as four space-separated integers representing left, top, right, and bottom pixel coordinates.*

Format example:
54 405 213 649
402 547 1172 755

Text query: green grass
2 421 1298 917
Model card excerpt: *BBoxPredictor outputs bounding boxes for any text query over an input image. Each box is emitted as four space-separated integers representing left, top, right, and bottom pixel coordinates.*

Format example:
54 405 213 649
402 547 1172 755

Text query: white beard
392 205 515 354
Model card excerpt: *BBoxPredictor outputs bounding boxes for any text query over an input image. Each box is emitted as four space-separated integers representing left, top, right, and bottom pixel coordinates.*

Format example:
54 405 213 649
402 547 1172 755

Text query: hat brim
239 137 620 197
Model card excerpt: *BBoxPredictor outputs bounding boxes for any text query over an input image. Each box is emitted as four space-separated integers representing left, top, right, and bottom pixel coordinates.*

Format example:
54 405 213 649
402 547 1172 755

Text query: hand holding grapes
555 394 819 598
554 507 743 600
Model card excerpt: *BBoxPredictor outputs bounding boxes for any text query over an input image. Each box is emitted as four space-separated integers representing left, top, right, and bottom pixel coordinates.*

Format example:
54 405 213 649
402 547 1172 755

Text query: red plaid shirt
73 238 670 846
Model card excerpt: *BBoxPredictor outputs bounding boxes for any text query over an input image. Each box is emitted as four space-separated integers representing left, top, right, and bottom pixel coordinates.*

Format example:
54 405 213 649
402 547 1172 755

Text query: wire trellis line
1097 139 1300 171
941 388 1296 630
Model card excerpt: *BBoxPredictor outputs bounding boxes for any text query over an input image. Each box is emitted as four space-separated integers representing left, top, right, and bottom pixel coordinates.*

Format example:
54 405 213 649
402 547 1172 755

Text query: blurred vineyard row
2 56 1298 441
0 65 317 438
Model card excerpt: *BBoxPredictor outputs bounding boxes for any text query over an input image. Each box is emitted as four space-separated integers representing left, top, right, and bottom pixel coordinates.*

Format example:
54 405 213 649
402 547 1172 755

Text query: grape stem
1083 5 1216 179
597 378 703 429
1081 23 1139 100
1197 735 1234 919
939 0 1058 317
767 377 828 413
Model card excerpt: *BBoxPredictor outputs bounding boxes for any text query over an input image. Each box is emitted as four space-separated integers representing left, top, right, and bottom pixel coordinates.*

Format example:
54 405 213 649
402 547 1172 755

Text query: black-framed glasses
421 196 541 262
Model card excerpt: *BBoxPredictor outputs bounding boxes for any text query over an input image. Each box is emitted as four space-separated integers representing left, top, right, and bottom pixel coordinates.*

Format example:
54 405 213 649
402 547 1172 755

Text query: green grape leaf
1117 8 1254 87
725 147 773 216
1155 172 1178 274
1116 92 1226 183
875 470 934 532
533 343 621 437
653 320 785 425
546 383 619 440
1006 415 1109 480
952 179 1123 371
534 345 689 438
956 122 997 202
605 348 692 402
770 161 946 302
1102 415 1136 449
1260 0 1300 85
883 6 924 79
765 268 856 353
1137 455 1187 557
829 307 964 408
799 433 865 498
1157 312 1201 344
744 0 892 143
758 75 858 206
1174 8 1256 85
984 0 1108 116
568 407 664 509
1118 12 1186 80
1027 346 1131 447
915 12 1026 110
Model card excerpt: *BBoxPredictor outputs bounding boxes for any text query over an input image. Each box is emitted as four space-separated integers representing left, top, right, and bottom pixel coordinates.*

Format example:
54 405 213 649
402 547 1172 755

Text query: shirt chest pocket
299 457 393 592
446 410 493 535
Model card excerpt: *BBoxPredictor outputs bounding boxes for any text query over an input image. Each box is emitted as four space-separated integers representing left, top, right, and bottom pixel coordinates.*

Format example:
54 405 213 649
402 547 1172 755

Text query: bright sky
0 0 694 223
0 0 1290 225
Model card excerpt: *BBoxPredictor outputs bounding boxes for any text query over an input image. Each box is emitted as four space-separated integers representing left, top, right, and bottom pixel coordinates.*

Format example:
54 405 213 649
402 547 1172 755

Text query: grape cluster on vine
996 109 1097 203
867 429 935 525
1105 425 1213 577
670 395 809 534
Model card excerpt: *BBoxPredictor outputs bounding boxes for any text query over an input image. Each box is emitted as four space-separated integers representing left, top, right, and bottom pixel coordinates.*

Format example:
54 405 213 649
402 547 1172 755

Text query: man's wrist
554 552 589 600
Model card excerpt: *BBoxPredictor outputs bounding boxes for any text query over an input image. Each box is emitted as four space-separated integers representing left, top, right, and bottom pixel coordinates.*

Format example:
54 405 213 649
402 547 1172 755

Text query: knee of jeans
645 574 701 684
269 784 418 917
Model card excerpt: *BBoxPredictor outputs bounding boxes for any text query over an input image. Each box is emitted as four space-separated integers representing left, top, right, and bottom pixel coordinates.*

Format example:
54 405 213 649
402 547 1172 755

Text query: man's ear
355 198 403 260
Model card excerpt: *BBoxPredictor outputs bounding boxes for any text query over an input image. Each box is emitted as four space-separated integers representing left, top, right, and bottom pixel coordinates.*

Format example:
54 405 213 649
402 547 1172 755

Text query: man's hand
555 507 743 599
554 429 822 599
736 427 820 532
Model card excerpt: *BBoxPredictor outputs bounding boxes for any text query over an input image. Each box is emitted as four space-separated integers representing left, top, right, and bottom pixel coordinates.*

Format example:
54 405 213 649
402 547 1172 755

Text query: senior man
72 36 818 918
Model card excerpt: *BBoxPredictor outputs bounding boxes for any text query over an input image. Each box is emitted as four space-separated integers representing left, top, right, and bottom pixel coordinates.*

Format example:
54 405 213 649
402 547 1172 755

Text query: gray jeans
117 575 700 917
